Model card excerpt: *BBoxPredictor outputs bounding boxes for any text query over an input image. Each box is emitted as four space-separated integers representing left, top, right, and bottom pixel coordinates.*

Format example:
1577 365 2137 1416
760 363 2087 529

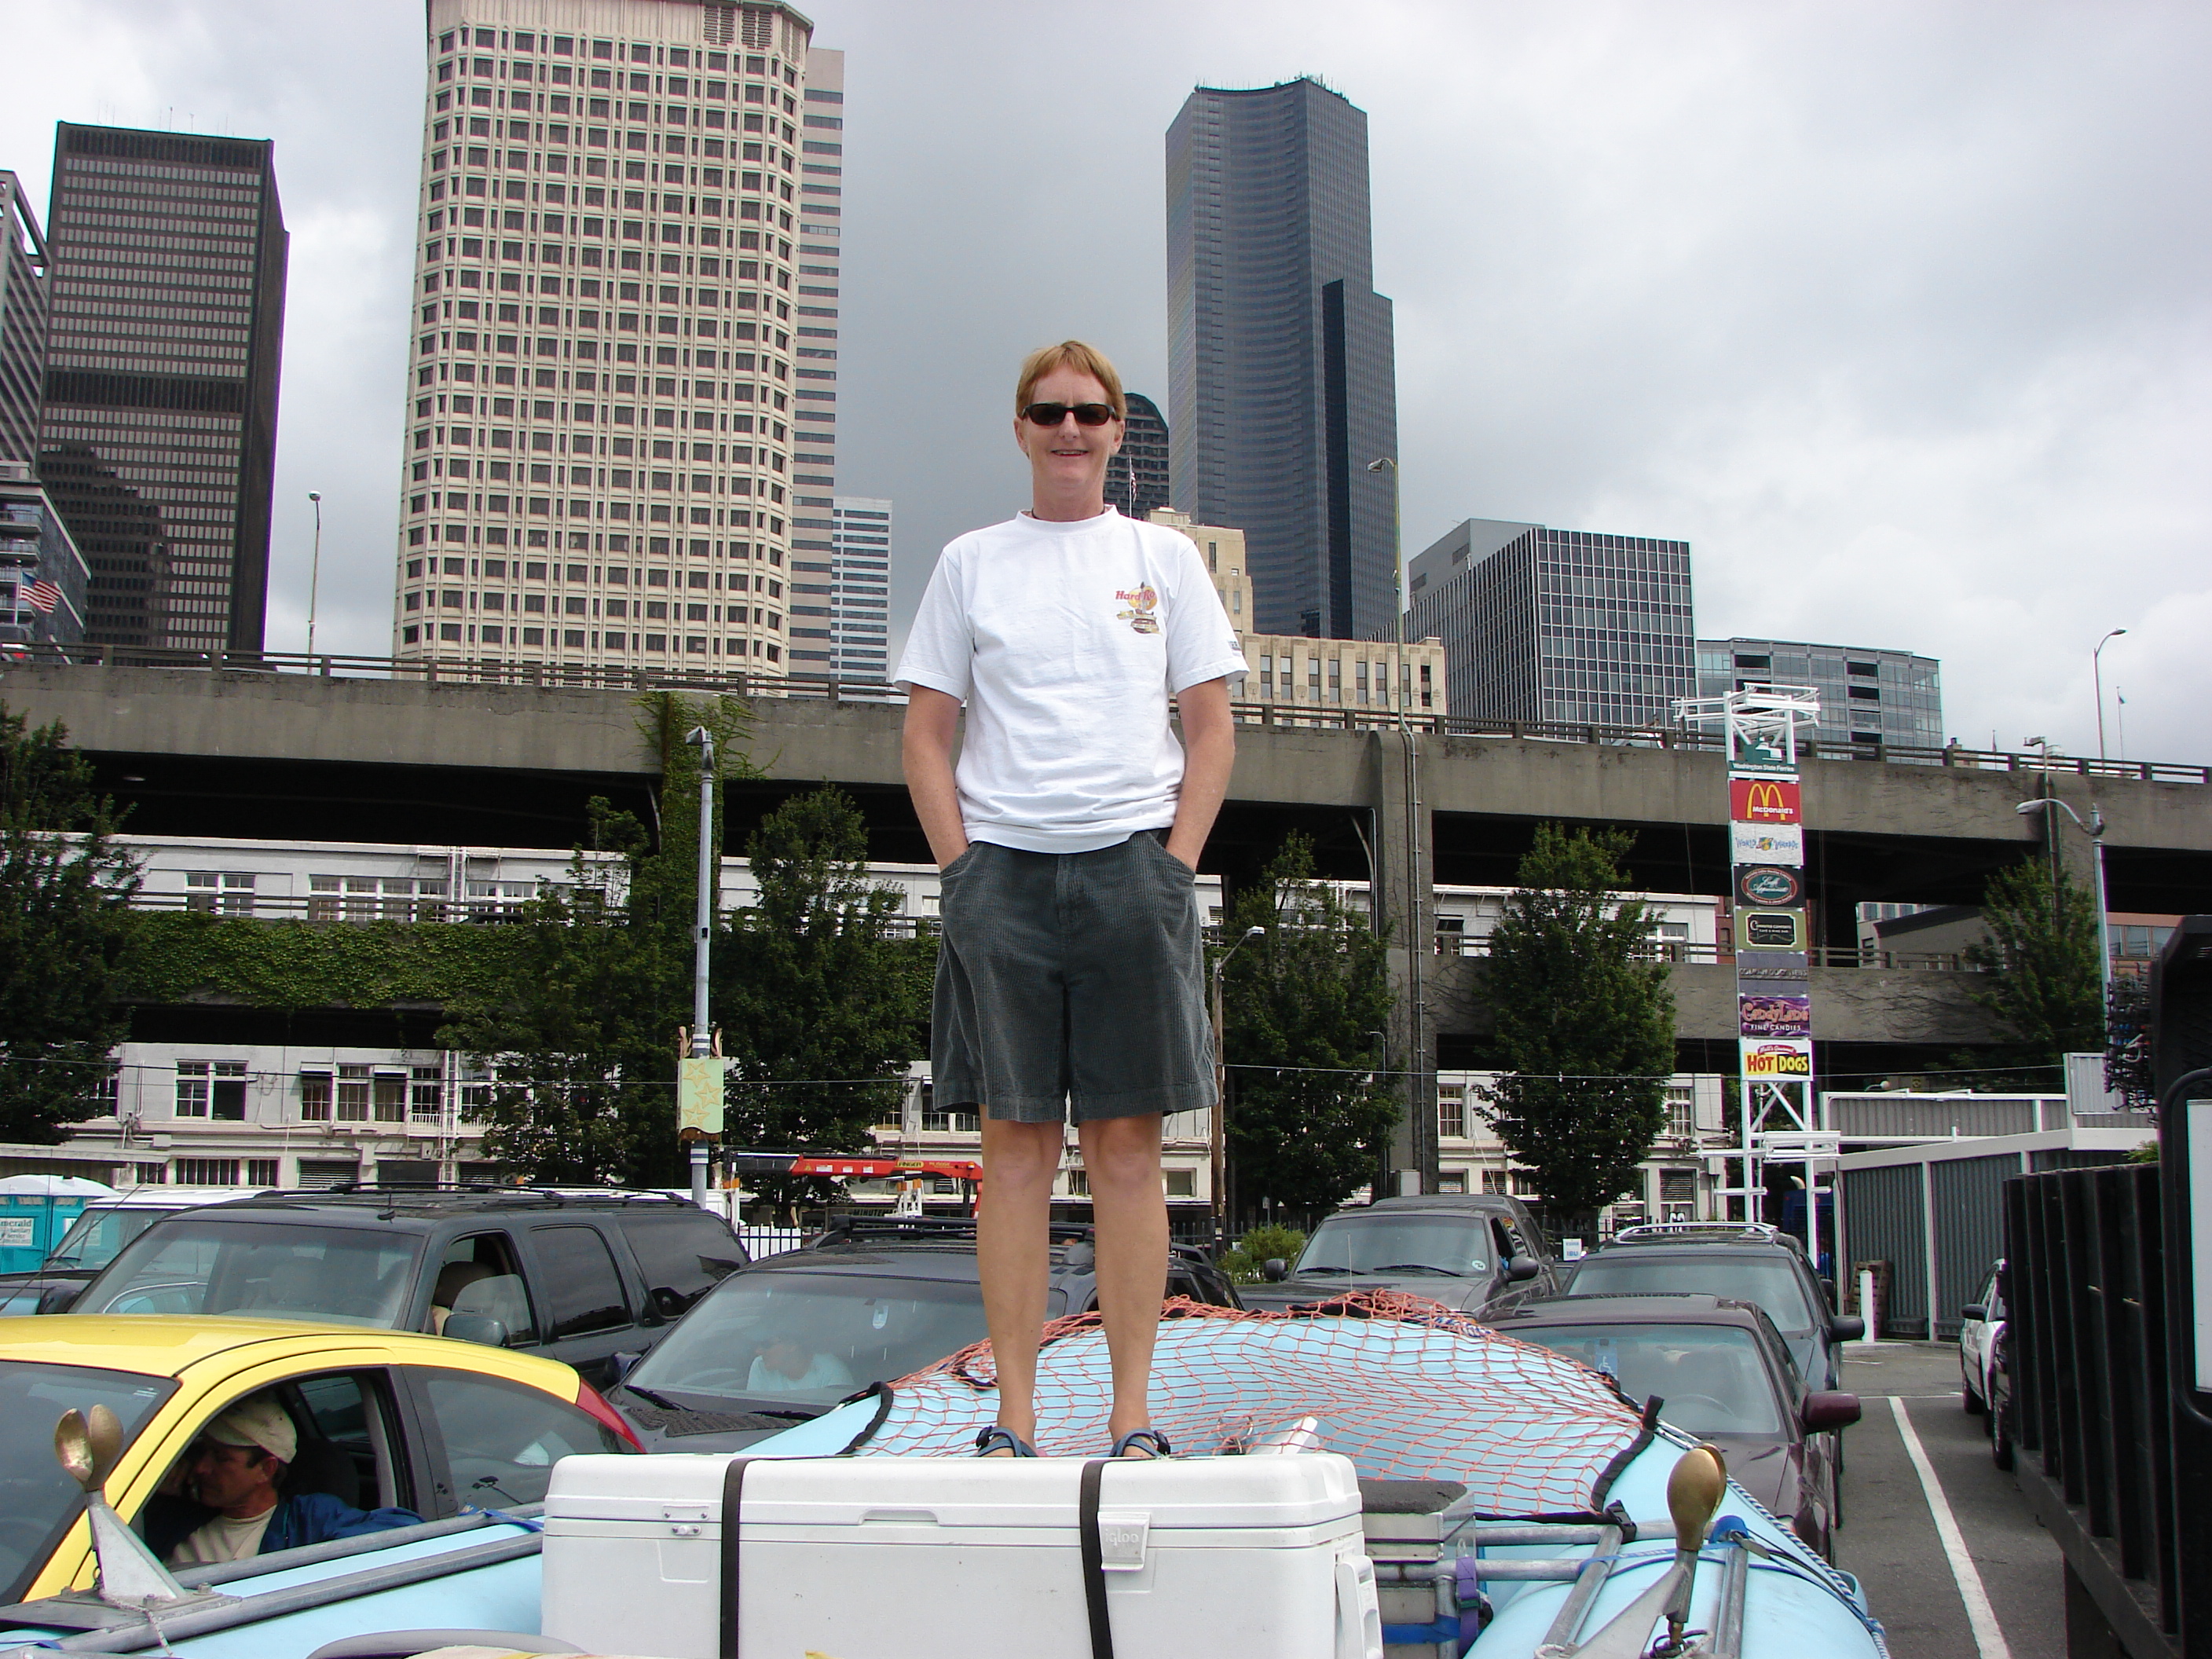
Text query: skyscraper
38 125 287 653
1697 638 1942 751
1166 79 1398 642
393 2 837 683
0 171 46 467
797 494 888 681
1407 518 1695 727
1104 390 1170 524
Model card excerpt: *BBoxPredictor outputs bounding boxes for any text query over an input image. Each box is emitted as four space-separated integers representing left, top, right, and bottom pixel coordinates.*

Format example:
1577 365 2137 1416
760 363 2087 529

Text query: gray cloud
2 0 2203 762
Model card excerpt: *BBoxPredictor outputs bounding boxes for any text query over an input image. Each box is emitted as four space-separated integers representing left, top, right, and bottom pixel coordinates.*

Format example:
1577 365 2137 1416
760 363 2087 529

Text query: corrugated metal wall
1840 1164 1928 1337
1930 1155 2016 1340
1826 1096 2043 1139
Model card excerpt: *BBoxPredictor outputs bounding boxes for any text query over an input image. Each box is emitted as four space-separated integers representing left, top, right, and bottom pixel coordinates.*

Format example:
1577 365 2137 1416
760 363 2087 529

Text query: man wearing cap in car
162 1393 419 1565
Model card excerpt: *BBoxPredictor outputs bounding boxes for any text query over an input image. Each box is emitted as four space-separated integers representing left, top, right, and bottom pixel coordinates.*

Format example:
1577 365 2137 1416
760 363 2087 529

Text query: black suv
1236 1193 1560 1318
67 1186 747 1386
608 1215 1242 1453
1558 1221 1864 1390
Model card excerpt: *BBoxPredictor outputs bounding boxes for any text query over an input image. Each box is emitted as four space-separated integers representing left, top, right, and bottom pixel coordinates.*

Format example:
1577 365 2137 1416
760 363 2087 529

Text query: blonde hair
1014 340 1126 420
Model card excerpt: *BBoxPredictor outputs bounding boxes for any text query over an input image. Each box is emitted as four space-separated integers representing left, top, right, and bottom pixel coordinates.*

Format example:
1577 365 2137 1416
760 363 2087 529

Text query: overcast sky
3 0 2206 764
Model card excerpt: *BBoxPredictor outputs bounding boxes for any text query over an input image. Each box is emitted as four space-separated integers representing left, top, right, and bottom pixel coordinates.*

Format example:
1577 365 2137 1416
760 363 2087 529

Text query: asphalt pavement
1833 1340 2061 1659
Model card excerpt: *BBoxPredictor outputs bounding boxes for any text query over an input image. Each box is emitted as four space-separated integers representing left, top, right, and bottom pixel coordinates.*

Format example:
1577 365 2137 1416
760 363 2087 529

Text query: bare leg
976 1116 1064 1449
1079 1113 1168 1448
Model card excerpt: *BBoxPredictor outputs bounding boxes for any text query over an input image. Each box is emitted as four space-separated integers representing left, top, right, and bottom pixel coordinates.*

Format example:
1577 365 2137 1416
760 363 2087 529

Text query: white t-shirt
895 507 1247 853
170 1507 275 1565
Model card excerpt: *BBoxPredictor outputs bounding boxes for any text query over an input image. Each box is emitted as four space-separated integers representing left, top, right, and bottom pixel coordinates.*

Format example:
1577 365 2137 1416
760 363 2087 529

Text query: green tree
0 705 141 1141
716 786 932 1214
1220 833 1399 1224
1478 825 1676 1230
440 693 754 1185
1961 854 2101 1087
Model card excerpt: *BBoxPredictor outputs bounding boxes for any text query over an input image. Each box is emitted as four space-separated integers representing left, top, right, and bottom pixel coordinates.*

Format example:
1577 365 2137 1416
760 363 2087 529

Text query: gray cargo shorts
931 830 1214 1123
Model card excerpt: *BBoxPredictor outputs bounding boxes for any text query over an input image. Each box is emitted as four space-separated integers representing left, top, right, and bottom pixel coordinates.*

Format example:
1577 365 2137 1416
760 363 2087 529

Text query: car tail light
577 1380 645 1452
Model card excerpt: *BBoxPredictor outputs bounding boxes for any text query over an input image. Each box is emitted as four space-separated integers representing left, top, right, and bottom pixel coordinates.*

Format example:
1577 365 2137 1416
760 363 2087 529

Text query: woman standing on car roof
896 340 1245 1461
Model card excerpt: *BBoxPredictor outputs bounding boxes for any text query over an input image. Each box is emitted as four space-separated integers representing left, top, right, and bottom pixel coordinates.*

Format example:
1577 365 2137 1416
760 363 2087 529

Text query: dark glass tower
38 124 287 653
1104 390 1170 523
0 172 46 468
1166 79 1397 641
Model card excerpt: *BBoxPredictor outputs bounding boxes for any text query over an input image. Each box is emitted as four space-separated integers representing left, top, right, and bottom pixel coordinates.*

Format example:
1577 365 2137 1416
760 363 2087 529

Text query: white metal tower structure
1675 683 1827 1236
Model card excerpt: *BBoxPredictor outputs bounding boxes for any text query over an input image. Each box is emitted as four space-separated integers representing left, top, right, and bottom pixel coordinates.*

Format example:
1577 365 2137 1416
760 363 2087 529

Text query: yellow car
0 1316 640 1606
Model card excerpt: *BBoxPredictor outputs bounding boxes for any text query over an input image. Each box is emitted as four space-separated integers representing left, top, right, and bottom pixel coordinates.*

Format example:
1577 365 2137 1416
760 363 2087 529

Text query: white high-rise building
393 1 841 685
795 493 888 681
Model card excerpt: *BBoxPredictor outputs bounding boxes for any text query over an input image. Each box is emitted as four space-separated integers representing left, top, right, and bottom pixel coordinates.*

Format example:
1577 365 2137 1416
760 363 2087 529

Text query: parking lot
1834 1342 2060 1659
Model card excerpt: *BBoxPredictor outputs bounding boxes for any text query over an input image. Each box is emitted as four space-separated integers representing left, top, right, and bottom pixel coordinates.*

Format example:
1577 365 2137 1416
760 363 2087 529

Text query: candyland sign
1738 994 1813 1040
1730 822 1804 866
1740 1038 1814 1078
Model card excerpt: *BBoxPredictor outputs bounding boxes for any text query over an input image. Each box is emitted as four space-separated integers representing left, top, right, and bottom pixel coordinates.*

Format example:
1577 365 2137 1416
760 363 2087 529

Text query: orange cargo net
852 1290 1646 1518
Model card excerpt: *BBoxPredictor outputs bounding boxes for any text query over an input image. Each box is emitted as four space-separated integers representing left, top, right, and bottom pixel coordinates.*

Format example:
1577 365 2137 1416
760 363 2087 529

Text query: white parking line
1889 1394 2012 1659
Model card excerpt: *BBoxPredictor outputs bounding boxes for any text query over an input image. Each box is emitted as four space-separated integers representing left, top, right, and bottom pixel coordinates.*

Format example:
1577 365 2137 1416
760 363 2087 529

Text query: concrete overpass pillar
1370 731 1437 1195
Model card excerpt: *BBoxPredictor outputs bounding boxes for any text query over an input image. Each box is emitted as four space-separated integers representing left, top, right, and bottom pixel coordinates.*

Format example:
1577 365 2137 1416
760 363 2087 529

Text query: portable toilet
0 1175 112 1273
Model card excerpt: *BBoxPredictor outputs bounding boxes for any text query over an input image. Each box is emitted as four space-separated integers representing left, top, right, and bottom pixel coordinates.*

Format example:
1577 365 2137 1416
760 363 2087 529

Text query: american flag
22 579 59 614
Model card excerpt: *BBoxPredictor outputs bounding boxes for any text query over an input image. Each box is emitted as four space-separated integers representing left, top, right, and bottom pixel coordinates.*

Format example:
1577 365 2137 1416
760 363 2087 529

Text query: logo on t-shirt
1115 585 1160 635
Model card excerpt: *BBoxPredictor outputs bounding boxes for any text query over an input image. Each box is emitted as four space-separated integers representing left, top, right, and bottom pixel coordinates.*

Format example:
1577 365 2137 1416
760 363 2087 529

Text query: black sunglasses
1021 401 1120 427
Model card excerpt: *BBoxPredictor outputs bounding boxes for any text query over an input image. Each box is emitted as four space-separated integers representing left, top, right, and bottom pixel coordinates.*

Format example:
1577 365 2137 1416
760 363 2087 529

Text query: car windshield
42 1208 172 1272
78 1219 420 1328
1566 1256 1817 1335
1293 1215 1492 1279
1505 1323 1783 1437
629 1271 1014 1408
0 1361 177 1603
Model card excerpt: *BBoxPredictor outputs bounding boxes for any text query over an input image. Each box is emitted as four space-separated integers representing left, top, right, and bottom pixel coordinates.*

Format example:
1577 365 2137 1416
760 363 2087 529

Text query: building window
134 1162 168 1185
174 1159 241 1186
185 872 258 915
300 1072 333 1122
1665 1085 1694 1140
247 1159 281 1188
1437 1086 1466 1140
1163 1168 1197 1199
1064 1168 1090 1196
336 1064 372 1122
374 1072 408 1123
411 1068 445 1122
174 1061 247 1121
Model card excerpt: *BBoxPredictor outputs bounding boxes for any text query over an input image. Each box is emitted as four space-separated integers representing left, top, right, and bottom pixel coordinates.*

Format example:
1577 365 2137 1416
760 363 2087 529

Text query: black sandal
1110 1428 1171 1459
975 1424 1039 1458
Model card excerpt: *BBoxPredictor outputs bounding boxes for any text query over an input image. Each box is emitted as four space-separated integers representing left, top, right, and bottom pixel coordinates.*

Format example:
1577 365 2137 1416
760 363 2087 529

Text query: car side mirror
1261 1258 1289 1282
1803 1391 1862 1430
607 1350 643 1382
1830 1315 1865 1341
1506 1258 1541 1284
1960 1303 1987 1323
442 1313 509 1348
37 1283 83 1316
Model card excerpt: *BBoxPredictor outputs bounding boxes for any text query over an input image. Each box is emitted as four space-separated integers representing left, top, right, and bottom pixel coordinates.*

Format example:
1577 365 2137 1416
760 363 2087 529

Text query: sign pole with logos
1676 685 1823 1228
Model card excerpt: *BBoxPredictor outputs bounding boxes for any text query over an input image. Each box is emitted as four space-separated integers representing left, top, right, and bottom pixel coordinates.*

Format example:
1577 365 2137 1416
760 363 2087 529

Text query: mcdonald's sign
1730 777 1801 824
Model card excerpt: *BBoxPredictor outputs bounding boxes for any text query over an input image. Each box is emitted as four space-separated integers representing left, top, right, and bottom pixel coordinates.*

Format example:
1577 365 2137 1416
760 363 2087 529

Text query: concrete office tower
394 2 836 681
1408 518 1695 728
0 173 46 467
1166 79 1399 643
1104 390 1170 524
1697 638 1942 751
38 126 287 654
793 494 888 680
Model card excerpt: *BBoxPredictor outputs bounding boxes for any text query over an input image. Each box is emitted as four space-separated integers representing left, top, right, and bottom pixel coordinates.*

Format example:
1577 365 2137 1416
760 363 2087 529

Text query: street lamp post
305 493 323 659
2093 629 2128 764
684 725 717 1204
1209 924 1265 1250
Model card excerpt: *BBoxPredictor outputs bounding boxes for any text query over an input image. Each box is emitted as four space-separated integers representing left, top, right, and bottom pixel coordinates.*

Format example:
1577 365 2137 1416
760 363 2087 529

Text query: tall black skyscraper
0 171 47 467
1104 390 1170 523
39 124 287 652
1166 79 1398 641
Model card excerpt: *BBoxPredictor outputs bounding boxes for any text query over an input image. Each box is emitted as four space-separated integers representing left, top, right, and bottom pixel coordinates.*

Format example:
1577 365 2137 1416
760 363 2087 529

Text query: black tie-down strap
719 1456 756 1658
1079 1458 1116 1659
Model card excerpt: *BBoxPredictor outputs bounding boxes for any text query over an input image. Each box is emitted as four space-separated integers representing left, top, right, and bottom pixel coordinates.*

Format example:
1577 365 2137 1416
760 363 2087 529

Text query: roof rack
1606 1221 1789 1245
253 1183 692 1205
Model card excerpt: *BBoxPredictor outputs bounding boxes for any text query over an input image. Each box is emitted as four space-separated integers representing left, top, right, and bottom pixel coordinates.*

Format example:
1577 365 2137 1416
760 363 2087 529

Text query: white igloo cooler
541 1450 1382 1659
